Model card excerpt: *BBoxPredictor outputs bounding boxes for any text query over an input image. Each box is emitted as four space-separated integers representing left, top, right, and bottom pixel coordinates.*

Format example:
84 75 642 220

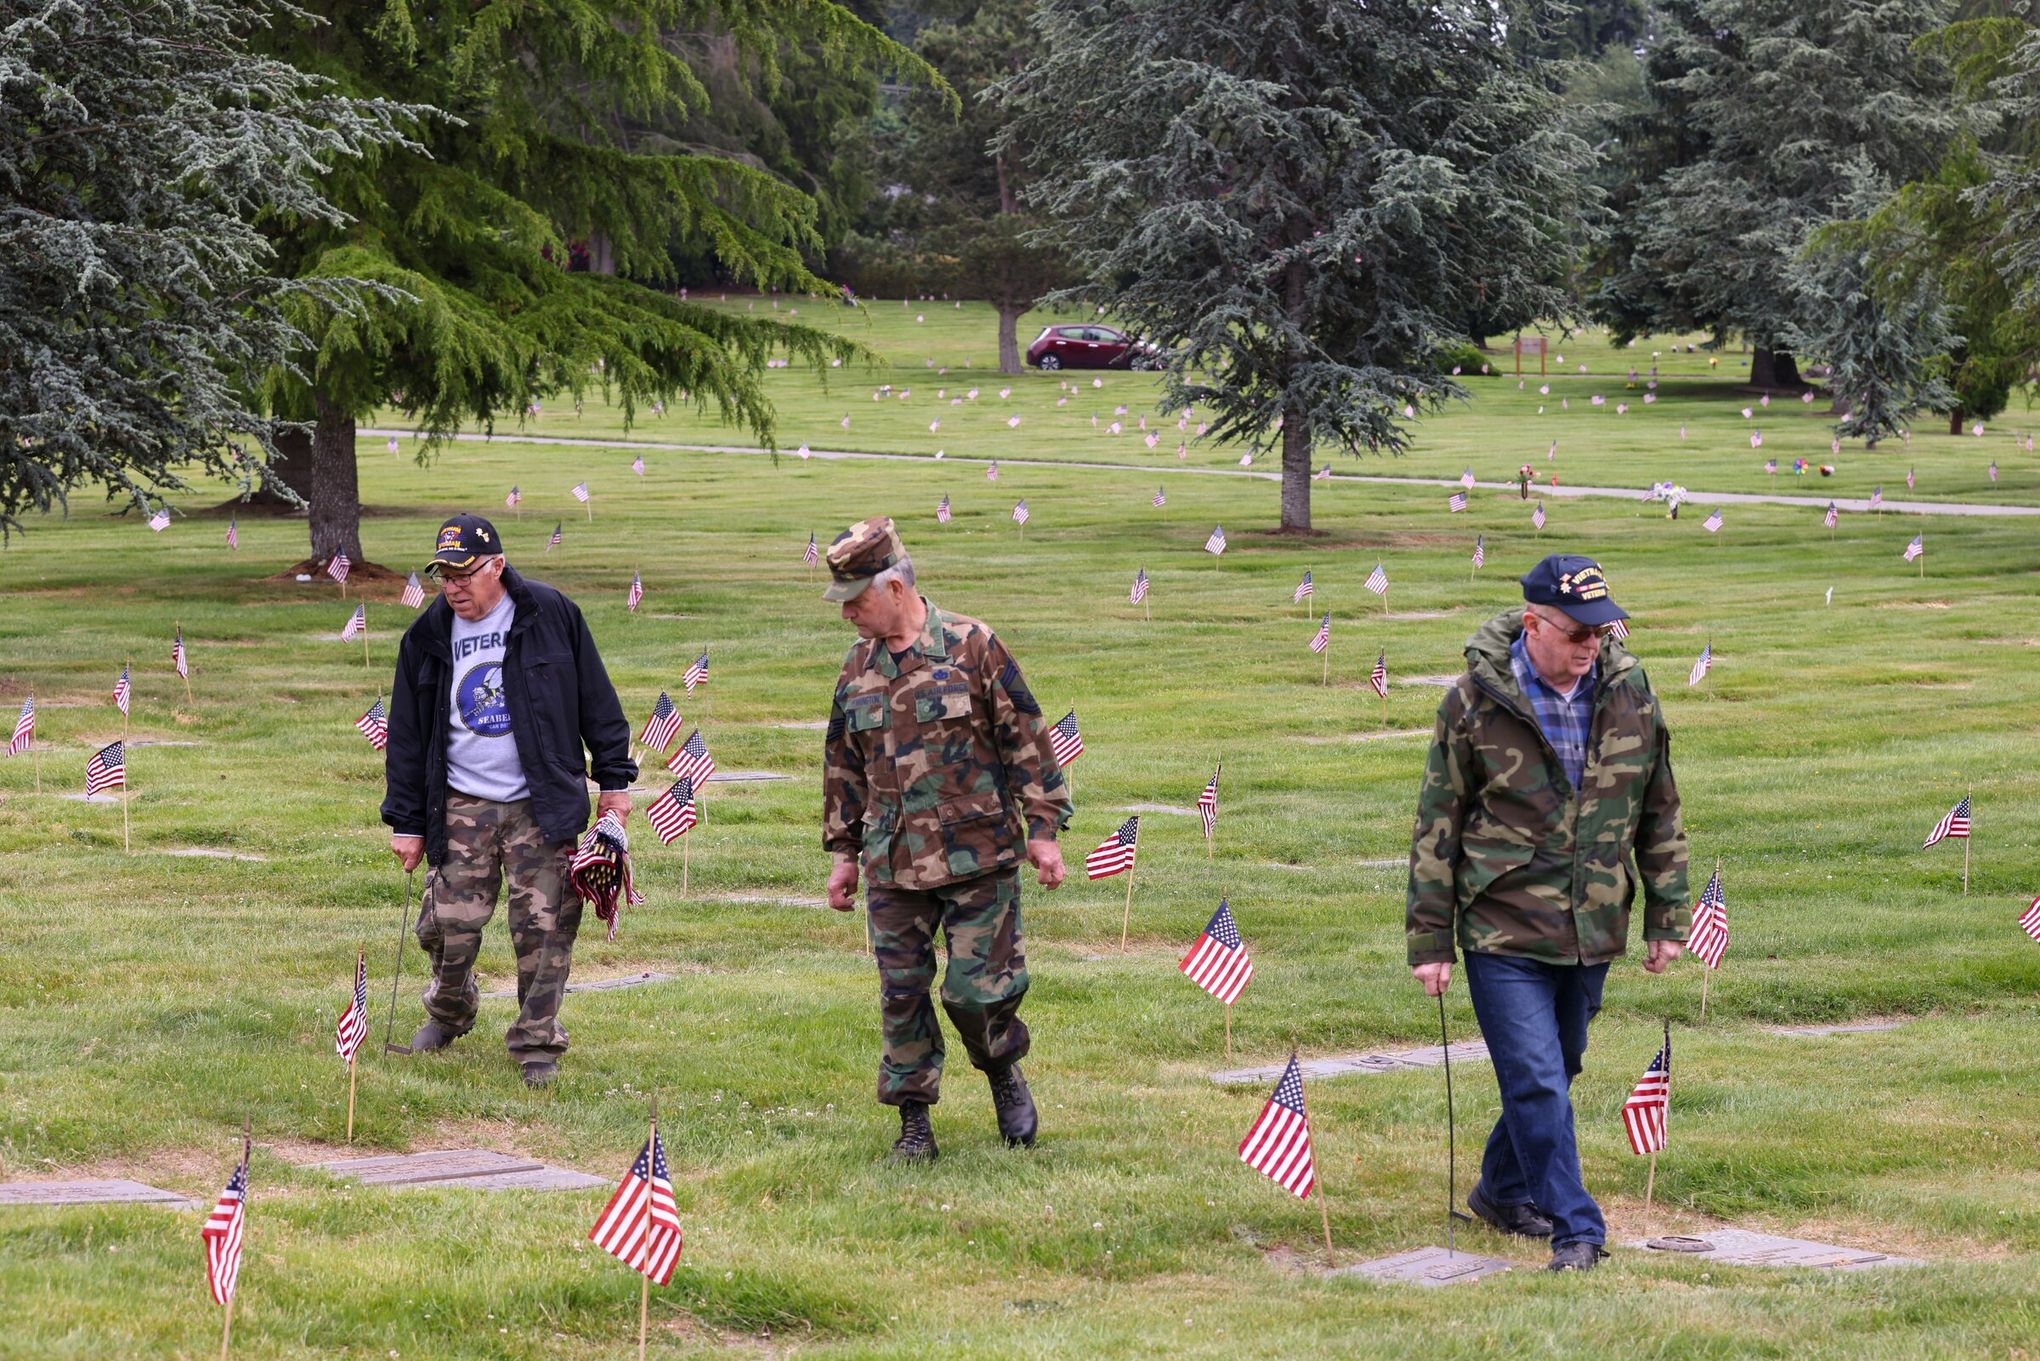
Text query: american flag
547 522 562 551
627 571 644 613
1460 467 1476 489
1153 487 1167 508
401 572 426 609
506 485 521 510
1196 763 1220 839
588 1130 683 1286
1824 502 1838 529
937 494 952 524
683 652 709 692
2020 894 2040 945
1687 643 1712 687
639 692 681 752
1130 568 1149 604
340 604 366 642
1471 535 1485 569
335 951 369 1064
1764 459 1777 474
571 481 591 503
1294 570 1313 603
1238 1054 1315 1199
201 1157 248 1306
355 697 389 751
1922 795 1971 849
1610 617 1629 643
1621 1032 1671 1156
113 663 132 715
1903 533 1923 562
1990 460 1999 482
804 533 818 566
1308 612 1331 654
1448 492 1467 513
1313 463 1331 481
327 551 350 584
1906 467 1916 490
1532 503 1546 530
1363 563 1388 597
1180 898 1253 1004
1013 499 1030 525
986 461 999 482
1369 650 1388 698
85 741 126 796
173 627 189 679
6 696 32 757
148 507 171 533
645 777 698 845
1870 486 1883 509
1687 866 1728 969
632 454 645 476
1048 710 1084 767
667 729 715 787
1204 525 1227 556
1703 509 1723 533
225 517 238 551
1084 815 1139 879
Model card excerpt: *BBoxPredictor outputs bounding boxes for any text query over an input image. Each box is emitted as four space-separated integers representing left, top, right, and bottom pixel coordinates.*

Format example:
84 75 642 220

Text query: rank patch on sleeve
999 657 1040 714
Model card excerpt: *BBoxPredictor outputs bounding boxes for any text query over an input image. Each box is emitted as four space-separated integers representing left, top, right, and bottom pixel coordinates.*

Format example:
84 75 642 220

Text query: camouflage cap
1521 553 1627 625
822 516 907 601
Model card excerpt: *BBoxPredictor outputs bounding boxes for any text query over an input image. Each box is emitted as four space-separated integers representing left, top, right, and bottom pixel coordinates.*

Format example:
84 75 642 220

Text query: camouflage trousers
866 866 1030 1107
415 793 579 1061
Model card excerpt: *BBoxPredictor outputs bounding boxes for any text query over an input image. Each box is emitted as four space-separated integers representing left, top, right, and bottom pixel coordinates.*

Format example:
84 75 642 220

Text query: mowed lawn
3 322 2040 1357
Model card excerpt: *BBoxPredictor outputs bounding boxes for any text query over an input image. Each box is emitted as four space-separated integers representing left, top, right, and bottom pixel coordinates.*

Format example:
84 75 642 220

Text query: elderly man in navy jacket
382 514 636 1087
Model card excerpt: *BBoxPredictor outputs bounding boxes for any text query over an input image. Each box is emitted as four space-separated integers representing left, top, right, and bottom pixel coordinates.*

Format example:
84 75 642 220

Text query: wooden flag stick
1119 866 1136 953
586 499 594 523
640 1095 658 1361
682 833 690 898
1380 690 1388 730
1643 1150 1658 1224
1963 790 1972 895
30 707 41 794
361 622 371 674
1320 645 1329 687
1698 968 1710 1023
1317 1184 1335 1265
1224 1003 1232 1060
346 1051 358 1144
220 1115 251 1361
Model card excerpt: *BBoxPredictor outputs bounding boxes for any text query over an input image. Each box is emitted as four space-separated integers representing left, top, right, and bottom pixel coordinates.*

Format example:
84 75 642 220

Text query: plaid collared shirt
1510 630 1596 794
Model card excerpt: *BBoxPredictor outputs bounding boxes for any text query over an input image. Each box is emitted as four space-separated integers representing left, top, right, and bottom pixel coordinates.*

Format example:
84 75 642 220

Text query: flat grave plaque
1634 1229 1918 1270
311 1148 544 1187
1335 1246 1514 1286
421 1167 609 1193
0 1179 192 1208
1214 1041 1490 1086
1762 1019 1908 1038
1117 803 1198 817
481 970 672 1001
707 770 791 783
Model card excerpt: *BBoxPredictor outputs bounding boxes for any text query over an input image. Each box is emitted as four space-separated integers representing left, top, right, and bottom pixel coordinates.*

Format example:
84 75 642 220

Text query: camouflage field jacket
1406 609 1690 966
824 598 1073 890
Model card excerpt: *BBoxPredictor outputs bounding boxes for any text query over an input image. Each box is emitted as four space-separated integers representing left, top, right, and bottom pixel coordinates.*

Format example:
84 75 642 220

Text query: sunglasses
1532 613 1615 645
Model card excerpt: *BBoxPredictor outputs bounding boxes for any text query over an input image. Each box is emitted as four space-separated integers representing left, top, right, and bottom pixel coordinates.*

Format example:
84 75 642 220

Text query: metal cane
382 866 417 1055
1440 989 1472 1254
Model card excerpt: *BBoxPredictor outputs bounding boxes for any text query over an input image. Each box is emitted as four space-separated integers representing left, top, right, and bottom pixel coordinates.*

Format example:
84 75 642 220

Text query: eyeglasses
1532 613 1614 645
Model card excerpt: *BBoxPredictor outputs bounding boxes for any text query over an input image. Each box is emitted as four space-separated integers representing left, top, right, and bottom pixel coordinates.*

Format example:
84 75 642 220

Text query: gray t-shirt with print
445 593 530 802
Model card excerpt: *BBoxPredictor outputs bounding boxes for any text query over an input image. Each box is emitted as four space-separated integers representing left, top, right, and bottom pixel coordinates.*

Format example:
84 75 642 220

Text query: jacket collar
871 596 950 680
416 564 533 657
1465 607 1637 714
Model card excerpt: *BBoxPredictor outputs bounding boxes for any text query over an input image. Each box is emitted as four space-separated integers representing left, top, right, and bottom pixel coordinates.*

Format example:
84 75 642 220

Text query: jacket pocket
937 790 1015 879
1454 835 1536 911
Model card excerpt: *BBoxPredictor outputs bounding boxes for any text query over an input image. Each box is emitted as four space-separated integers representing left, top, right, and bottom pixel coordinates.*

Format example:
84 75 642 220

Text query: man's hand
390 834 425 873
826 858 859 913
596 790 631 822
1026 838 1065 890
1411 961 1452 997
1644 938 1682 973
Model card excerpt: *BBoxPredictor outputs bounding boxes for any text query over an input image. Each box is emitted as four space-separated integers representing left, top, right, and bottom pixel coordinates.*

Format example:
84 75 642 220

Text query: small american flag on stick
1204 525 1227 556
1196 762 1220 840
986 461 999 482
1308 612 1330 654
1610 617 1629 642
1012 499 1030 525
937 494 952 524
1704 509 1723 533
683 652 709 692
547 522 562 551
589 1128 683 1285
1363 564 1388 597
340 605 366 642
1471 535 1485 569
639 692 681 752
1448 492 1467 513
1824 502 1838 529
355 698 389 751
1130 568 1149 604
86 740 125 795
1687 643 1712 687
1152 487 1166 508
571 481 591 503
113 663 131 716
225 517 238 551
6 696 32 757
201 1156 248 1307
505 485 521 510
1903 533 1923 563
326 551 351 584
1622 1030 1671 1156
401 573 426 609
1687 866 1727 969
1922 795 1971 849
1084 815 1138 879
1181 898 1253 1004
2019 894 2040 945
335 951 368 1064
1239 1054 1315 1198
1369 650 1388 699
148 507 171 533
172 627 189 680
804 533 818 566
1048 710 1084 767
627 571 644 613
1294 570 1313 603
667 729 715 787
1532 503 1546 531
645 777 698 845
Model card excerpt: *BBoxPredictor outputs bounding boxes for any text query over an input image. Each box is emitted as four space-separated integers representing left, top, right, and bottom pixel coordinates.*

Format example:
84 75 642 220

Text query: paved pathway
363 429 2040 519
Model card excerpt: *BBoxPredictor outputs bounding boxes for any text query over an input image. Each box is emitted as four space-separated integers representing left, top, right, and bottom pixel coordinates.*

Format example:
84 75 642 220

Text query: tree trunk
586 228 616 276
307 394 364 563
1948 408 1964 436
1279 410 1312 531
1749 346 1803 390
235 422 313 509
997 303 1025 375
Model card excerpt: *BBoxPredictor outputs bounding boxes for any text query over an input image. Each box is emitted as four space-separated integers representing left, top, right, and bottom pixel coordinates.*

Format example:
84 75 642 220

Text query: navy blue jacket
381 565 636 866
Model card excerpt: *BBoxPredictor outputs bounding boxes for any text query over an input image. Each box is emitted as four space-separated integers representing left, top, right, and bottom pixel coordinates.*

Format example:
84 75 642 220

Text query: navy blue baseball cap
424 513 502 573
1520 554 1628 626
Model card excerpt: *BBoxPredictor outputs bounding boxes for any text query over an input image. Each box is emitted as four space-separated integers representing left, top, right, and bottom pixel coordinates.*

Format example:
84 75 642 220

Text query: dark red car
1026 323 1165 371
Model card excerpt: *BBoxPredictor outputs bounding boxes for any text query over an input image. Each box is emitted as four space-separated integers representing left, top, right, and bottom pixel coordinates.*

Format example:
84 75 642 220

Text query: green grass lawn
3 306 2040 1358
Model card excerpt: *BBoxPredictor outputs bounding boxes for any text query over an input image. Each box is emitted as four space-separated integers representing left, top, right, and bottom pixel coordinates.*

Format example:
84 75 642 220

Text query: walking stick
382 867 416 1055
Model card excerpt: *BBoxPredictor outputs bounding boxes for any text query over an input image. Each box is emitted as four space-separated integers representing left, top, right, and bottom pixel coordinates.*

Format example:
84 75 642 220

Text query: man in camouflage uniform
820 517 1073 1161
383 515 636 1088
1406 554 1689 1271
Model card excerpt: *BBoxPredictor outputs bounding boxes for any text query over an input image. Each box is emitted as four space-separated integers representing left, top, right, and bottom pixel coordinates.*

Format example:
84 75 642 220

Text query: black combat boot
1547 1242 1609 1272
1467 1182 1554 1238
408 1020 467 1052
986 1063 1037 1148
891 1101 937 1163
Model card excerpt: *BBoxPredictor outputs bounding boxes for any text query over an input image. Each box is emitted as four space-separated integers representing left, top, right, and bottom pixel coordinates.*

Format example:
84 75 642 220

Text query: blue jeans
1462 951 1609 1247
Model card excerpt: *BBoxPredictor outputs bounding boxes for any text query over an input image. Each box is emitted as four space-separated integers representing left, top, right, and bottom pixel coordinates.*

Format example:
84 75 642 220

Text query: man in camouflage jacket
820 517 1073 1161
1406 553 1689 1271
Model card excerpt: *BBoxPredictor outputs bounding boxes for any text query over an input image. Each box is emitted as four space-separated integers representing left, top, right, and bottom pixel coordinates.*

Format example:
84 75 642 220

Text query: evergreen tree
1594 0 1962 389
258 3 940 566
0 0 408 537
998 0 1592 530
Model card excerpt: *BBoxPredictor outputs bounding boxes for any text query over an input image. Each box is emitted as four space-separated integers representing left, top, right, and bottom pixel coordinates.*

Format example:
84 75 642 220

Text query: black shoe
890 1101 938 1163
408 1020 467 1053
987 1063 1037 1148
1547 1242 1609 1272
521 1060 558 1088
1467 1183 1554 1239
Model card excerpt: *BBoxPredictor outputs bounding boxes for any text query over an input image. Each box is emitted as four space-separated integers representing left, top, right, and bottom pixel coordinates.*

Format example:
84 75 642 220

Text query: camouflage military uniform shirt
1406 609 1690 967
823 597 1072 887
